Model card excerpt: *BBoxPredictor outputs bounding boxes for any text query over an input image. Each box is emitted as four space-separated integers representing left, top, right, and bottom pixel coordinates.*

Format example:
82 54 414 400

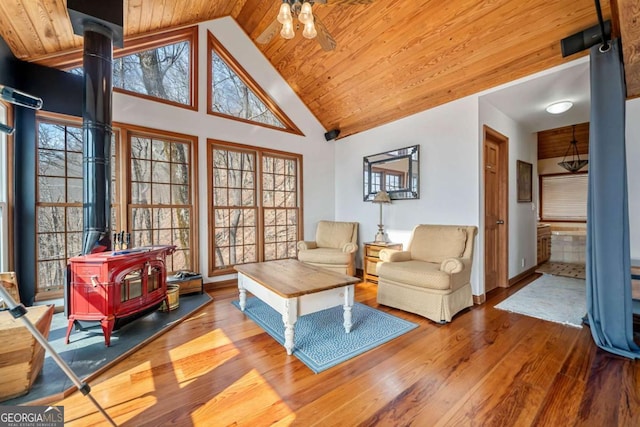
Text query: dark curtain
586 38 640 358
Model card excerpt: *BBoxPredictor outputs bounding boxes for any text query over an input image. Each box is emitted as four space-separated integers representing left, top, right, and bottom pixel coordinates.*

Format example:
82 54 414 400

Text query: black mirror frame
363 145 420 201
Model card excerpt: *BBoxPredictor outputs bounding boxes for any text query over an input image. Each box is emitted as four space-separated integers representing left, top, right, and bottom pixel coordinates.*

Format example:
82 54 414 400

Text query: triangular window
208 33 302 135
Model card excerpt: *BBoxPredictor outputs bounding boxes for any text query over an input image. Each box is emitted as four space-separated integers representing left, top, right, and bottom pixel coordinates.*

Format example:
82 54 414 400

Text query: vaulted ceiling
0 0 638 138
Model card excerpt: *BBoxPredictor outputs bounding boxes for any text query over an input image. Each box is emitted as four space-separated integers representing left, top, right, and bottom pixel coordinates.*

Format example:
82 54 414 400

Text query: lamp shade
373 190 391 203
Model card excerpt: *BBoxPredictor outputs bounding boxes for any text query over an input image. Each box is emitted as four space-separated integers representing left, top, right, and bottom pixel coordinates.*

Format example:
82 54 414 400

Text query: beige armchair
376 224 477 323
297 221 359 276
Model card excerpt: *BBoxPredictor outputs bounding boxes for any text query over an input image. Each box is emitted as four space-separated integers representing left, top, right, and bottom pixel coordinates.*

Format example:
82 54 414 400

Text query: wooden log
0 271 21 308
0 305 54 402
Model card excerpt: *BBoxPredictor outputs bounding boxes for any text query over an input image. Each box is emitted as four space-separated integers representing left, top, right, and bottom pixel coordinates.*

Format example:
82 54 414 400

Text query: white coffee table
234 259 360 355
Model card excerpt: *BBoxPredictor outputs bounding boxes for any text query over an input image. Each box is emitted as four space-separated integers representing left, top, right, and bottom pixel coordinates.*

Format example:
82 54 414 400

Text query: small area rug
232 297 418 373
4 292 212 405
495 274 586 328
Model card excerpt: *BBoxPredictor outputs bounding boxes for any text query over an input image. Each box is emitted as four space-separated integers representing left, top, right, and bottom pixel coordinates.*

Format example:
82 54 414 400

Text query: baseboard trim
473 294 486 305
508 266 539 287
204 278 236 291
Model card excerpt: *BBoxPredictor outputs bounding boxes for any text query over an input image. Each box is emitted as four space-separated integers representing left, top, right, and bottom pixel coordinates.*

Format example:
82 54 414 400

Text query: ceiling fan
256 0 374 51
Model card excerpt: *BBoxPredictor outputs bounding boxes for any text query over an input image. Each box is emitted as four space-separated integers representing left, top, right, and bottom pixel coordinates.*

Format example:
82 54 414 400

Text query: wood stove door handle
90 275 100 287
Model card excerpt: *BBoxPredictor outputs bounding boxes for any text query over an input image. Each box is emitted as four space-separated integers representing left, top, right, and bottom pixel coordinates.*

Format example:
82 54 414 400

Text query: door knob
496 220 505 225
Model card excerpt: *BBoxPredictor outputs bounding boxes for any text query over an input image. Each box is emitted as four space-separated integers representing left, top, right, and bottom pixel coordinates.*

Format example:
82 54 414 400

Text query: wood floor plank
532 372 588 426
52 280 640 426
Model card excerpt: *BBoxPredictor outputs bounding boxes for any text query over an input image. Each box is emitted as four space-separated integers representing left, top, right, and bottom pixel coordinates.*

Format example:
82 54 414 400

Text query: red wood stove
66 245 176 346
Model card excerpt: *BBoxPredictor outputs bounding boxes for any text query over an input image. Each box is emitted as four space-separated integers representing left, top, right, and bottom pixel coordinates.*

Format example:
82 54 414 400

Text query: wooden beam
616 0 640 98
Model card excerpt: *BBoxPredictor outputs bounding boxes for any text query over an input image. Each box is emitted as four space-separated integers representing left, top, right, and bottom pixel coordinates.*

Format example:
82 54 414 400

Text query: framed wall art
517 160 532 202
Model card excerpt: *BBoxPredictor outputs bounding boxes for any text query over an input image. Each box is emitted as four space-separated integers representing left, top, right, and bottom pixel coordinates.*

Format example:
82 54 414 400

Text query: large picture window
34 115 198 301
208 140 302 275
51 27 198 110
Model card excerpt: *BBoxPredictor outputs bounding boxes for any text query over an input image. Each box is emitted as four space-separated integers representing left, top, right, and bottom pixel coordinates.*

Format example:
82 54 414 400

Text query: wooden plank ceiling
537 122 590 160
0 0 637 139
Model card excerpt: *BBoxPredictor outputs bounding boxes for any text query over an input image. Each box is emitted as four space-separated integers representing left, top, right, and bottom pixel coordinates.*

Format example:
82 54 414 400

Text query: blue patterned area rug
232 297 418 373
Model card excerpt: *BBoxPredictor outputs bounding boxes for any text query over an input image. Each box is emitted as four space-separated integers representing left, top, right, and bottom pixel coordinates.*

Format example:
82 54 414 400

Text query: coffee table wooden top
234 259 360 298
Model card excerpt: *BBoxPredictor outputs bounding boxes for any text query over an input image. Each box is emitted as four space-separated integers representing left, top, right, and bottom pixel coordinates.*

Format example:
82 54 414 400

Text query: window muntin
207 33 303 135
129 134 193 272
208 141 302 275
540 173 588 221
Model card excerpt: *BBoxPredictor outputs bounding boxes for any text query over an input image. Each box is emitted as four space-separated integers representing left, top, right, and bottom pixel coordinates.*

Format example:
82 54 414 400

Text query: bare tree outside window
209 142 301 275
130 135 193 272
262 155 299 260
211 52 285 129
211 147 258 271
35 121 117 296
206 33 303 135
68 40 190 106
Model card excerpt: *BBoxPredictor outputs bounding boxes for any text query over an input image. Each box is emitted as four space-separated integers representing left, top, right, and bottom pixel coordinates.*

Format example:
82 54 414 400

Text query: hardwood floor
55 277 640 426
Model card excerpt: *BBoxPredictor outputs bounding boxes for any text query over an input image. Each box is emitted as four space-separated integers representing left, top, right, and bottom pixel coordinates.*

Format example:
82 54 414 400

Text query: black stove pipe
81 22 113 255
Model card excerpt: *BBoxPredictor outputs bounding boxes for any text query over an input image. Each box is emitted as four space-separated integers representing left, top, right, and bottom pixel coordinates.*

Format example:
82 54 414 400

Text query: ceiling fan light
302 21 317 39
281 21 295 39
298 2 313 24
277 3 293 24
546 100 573 114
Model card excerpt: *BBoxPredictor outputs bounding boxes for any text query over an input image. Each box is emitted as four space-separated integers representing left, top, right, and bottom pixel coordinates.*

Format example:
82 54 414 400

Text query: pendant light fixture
558 125 588 173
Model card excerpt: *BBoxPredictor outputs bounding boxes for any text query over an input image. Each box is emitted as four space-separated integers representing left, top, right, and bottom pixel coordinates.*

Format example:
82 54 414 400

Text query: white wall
106 15 640 286
112 17 334 282
335 96 482 294
479 99 538 278
627 98 640 262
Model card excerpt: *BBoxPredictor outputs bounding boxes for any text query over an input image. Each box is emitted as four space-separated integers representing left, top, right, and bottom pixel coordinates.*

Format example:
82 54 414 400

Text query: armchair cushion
377 260 451 290
298 247 354 265
379 249 411 263
411 226 467 263
316 221 357 249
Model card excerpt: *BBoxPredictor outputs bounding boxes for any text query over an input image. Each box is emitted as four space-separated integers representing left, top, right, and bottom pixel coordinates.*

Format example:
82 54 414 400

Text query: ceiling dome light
546 101 573 114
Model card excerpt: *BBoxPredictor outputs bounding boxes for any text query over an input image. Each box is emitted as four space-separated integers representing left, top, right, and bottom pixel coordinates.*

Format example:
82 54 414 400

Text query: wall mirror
363 145 420 201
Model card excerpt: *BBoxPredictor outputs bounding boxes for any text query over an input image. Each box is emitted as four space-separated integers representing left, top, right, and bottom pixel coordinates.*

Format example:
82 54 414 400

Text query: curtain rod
594 0 611 52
